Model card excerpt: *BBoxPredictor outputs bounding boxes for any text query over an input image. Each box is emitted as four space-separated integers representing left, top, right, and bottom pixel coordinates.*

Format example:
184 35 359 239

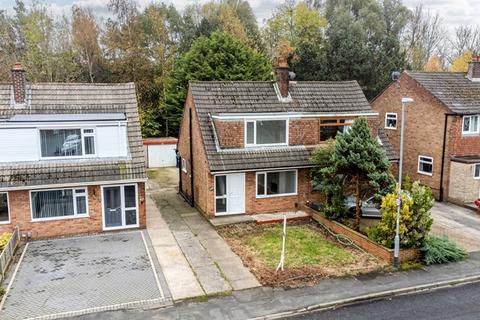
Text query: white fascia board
0 120 127 129
0 178 147 192
211 112 379 120
212 165 314 175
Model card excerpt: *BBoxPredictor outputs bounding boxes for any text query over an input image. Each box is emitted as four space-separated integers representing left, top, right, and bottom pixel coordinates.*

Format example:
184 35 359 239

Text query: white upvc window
182 158 188 173
256 170 297 198
418 156 433 176
385 113 397 129
474 164 480 179
39 128 96 159
0 192 10 224
30 187 88 221
462 115 479 135
245 119 288 147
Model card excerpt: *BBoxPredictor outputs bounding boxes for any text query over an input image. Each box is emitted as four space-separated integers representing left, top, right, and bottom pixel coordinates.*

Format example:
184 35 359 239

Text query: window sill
384 126 397 130
245 143 288 148
256 192 298 199
0 220 11 225
31 214 89 223
461 133 480 137
417 171 433 177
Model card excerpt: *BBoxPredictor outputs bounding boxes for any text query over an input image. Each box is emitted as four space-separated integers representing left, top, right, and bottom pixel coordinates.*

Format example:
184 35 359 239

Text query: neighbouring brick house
0 64 146 239
177 59 398 218
372 55 480 205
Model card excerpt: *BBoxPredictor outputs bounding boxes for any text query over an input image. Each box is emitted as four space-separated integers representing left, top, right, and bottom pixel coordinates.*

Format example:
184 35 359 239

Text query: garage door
147 144 177 168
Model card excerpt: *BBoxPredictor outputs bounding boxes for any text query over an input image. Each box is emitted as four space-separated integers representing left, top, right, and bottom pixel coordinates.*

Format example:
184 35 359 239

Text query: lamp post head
402 97 414 104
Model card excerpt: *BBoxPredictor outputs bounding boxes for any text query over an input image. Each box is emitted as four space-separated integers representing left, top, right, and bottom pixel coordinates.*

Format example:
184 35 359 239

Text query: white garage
144 138 178 168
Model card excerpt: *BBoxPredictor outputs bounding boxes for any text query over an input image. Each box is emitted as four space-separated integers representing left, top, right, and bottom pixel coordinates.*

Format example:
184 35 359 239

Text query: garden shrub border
303 205 421 263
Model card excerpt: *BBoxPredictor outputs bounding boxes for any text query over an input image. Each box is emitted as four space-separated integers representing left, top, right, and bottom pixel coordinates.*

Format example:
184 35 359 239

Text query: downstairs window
31 188 88 220
0 193 9 223
256 170 297 197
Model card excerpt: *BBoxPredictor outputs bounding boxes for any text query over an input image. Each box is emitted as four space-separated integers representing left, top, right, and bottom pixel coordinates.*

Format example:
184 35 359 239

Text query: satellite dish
288 71 296 80
391 71 401 81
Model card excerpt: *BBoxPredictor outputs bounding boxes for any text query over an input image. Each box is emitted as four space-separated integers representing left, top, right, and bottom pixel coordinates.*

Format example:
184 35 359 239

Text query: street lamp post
394 97 414 268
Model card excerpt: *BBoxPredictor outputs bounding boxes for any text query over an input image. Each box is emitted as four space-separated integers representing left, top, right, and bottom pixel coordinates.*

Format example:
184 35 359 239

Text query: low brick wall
302 205 421 263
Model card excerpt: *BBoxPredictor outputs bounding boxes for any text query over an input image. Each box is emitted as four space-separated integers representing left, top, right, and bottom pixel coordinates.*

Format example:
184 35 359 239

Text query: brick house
0 64 146 239
177 60 398 218
372 55 480 205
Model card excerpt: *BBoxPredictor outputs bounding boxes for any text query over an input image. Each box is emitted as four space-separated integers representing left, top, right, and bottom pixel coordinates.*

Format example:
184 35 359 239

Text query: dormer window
40 128 96 158
245 119 288 147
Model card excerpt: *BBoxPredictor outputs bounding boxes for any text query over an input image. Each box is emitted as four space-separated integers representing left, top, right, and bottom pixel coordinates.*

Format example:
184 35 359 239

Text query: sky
0 0 479 30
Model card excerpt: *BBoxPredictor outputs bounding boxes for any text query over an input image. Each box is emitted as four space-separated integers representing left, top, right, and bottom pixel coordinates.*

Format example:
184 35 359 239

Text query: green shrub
368 181 434 249
0 286 5 296
421 235 468 265
0 232 12 251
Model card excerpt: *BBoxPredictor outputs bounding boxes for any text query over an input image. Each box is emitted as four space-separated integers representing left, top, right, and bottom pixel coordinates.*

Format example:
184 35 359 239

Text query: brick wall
0 182 146 240
448 161 480 204
305 205 421 263
177 88 212 215
289 118 320 146
448 116 480 156
371 73 452 199
213 120 244 148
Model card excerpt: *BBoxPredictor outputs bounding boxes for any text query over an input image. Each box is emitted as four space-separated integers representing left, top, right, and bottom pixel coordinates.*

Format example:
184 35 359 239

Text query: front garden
218 222 385 287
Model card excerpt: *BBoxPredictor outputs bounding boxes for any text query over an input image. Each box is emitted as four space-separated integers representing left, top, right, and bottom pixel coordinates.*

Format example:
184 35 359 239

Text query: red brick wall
448 116 480 156
177 88 212 215
0 182 146 240
289 118 320 146
371 73 451 199
214 120 244 148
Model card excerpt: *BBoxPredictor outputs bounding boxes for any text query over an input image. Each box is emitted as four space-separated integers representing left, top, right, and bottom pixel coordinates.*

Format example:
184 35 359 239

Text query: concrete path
430 202 480 252
76 251 480 320
146 168 259 300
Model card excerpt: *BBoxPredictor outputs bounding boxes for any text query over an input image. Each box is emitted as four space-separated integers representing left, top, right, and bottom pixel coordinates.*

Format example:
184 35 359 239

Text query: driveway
430 202 480 252
0 231 169 320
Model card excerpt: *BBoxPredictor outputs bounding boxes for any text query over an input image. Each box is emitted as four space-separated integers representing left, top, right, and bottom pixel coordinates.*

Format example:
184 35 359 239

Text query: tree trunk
354 176 361 231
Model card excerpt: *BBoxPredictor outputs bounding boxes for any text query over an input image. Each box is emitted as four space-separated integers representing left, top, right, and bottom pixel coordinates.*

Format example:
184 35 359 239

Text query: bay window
40 128 96 158
256 170 297 197
462 115 479 135
31 188 88 220
245 119 287 146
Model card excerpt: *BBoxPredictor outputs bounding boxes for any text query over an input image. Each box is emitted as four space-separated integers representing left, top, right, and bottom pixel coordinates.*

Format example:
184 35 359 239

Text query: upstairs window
320 119 353 141
245 119 287 146
463 115 479 135
40 128 96 158
418 156 433 176
385 113 397 129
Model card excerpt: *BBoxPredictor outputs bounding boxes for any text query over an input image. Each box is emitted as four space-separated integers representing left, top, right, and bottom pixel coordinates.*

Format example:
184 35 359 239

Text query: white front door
215 173 245 216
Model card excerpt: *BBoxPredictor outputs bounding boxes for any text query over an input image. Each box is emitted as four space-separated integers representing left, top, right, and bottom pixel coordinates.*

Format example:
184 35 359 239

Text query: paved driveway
0 231 169 320
431 202 480 252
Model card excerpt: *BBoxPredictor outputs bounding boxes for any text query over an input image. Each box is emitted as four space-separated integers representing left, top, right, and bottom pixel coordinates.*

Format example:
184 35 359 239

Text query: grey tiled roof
377 127 399 161
407 71 480 114
0 82 146 188
190 81 387 172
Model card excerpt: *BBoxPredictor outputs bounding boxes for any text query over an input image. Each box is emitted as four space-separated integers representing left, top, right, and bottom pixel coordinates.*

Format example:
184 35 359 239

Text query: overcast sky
0 0 479 30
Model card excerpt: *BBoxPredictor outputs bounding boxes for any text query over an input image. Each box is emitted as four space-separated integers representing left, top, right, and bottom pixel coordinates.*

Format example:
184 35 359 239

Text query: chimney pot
467 54 480 81
276 57 290 98
11 62 26 105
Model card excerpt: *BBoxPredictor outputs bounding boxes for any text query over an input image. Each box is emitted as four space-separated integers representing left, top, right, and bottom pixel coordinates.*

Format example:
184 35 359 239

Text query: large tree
162 31 272 136
311 118 395 230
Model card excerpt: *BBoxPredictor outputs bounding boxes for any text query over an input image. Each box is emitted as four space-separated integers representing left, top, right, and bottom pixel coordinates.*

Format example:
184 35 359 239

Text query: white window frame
245 119 289 147
214 175 227 214
417 156 433 176
256 169 298 198
474 164 480 180
101 184 139 231
0 192 10 225
38 127 97 160
385 113 397 130
462 115 480 135
182 158 188 173
30 187 89 222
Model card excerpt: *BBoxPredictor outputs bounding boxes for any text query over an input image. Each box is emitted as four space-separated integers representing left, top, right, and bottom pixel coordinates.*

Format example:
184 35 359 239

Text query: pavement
75 251 480 320
430 202 480 252
0 231 169 320
146 168 260 301
288 282 480 320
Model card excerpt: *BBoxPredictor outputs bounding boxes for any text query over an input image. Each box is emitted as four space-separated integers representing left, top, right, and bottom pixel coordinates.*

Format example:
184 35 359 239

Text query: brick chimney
11 62 26 104
276 57 290 98
467 54 480 81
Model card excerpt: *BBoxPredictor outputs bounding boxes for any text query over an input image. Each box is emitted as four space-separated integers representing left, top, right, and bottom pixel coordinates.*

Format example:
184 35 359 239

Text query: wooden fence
0 227 20 282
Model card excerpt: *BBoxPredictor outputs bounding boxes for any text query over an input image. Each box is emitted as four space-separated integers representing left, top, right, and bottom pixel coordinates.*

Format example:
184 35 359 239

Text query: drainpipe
189 108 195 207
439 113 456 202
